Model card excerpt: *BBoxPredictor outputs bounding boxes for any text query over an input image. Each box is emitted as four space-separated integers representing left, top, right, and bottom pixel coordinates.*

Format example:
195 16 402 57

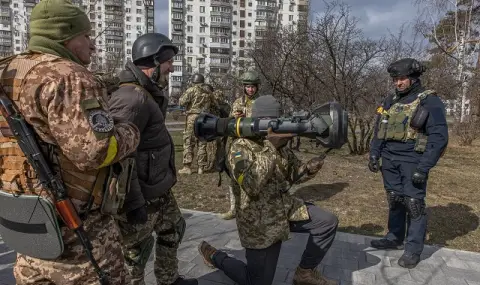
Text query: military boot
370 238 403 250
293 267 338 285
398 251 420 269
198 241 217 268
172 276 198 285
178 165 192 175
219 210 236 220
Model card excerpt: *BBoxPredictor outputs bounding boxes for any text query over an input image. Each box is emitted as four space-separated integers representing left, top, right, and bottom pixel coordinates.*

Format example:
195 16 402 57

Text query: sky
154 0 423 39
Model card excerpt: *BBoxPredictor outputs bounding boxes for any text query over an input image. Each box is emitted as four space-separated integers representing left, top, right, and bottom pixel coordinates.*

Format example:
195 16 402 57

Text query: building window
200 37 205 44
240 30 245 37
200 6 205 13
126 16 131 21
127 49 131 54
200 27 205 33
187 26 193 32
187 57 192 63
187 36 193 43
289 5 294 12
200 16 206 23
289 15 293 21
200 47 205 53
187 15 193 22
240 10 245 17
137 9 142 14
187 47 193 53
137 17 141 22
240 20 245 28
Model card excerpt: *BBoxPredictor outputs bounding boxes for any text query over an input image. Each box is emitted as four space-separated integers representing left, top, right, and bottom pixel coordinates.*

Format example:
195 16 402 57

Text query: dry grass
169 131 480 252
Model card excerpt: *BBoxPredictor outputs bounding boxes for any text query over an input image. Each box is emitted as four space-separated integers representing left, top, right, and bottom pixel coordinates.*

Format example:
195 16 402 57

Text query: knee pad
386 191 404 210
124 235 155 269
405 197 426 220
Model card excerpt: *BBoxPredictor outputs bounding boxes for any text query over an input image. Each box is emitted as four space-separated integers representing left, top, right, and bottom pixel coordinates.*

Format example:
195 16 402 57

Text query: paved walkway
2 210 480 285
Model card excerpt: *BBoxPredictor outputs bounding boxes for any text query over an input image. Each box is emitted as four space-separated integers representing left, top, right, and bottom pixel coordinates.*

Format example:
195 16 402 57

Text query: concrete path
2 209 480 285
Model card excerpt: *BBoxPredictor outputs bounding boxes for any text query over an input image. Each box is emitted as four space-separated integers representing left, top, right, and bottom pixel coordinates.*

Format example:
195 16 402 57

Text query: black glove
368 155 380 173
126 206 148 225
412 170 427 184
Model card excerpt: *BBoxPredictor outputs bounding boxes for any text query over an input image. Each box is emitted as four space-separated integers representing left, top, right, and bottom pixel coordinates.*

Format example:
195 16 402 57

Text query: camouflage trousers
117 190 185 285
183 114 207 168
205 138 222 171
14 210 126 285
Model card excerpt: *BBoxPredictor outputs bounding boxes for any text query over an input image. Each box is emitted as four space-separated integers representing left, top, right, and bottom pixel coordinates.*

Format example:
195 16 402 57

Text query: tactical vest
377 90 434 152
0 53 106 209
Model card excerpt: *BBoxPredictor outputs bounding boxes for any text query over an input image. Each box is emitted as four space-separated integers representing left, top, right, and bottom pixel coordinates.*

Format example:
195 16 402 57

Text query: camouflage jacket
226 138 315 249
179 84 215 114
12 53 140 170
210 90 230 117
230 94 258 117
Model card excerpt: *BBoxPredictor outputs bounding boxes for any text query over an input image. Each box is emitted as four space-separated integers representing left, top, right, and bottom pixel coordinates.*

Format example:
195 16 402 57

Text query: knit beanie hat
30 0 91 43
252 95 282 118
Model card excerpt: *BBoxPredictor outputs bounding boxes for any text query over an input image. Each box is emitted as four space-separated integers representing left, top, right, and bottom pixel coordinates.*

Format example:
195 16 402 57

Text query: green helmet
241 71 261 85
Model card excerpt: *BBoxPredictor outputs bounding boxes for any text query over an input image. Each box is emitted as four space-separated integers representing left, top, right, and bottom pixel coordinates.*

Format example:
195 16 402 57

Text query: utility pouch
414 133 428 153
0 190 64 259
101 158 135 215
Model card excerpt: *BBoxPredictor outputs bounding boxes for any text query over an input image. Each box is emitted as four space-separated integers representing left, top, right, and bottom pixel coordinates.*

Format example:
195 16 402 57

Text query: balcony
256 5 276 12
210 21 231 28
209 61 231 68
171 18 183 24
170 81 182 88
211 0 231 7
210 42 230 49
210 11 231 17
105 0 122 6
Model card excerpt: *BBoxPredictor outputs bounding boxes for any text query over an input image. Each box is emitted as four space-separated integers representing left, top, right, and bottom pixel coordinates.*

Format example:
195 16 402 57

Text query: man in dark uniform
368 58 449 268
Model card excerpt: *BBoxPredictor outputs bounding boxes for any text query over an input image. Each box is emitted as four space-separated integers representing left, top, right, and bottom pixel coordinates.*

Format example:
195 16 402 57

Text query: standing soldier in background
220 70 262 220
205 85 230 171
109 33 198 285
368 58 448 268
178 74 215 175
0 0 140 284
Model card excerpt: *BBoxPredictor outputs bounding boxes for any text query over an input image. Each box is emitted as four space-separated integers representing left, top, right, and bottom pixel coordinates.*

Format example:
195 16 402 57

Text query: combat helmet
240 70 261 85
387 58 426 78
132 33 178 65
192 73 205 84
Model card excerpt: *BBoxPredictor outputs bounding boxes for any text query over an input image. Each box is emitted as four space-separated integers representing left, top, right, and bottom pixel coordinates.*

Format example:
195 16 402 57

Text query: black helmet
387 58 426 78
132 33 178 66
192 73 204 84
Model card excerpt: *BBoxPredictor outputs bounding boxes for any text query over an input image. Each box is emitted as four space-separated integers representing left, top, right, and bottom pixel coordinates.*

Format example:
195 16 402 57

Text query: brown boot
198 241 217 268
293 267 338 285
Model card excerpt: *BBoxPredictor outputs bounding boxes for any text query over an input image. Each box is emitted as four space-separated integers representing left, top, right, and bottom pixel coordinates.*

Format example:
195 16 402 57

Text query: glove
306 153 327 175
368 155 380 173
266 127 295 149
126 206 148 225
412 170 427 184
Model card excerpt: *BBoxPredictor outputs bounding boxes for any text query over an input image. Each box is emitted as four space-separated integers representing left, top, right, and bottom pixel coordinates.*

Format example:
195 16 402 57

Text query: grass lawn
169 131 480 253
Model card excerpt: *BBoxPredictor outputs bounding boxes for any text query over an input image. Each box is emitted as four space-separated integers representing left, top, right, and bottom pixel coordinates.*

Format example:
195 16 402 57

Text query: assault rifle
0 91 110 285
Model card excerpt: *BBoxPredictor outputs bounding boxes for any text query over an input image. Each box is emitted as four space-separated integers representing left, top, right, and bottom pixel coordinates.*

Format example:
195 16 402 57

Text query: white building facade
0 0 154 73
168 0 309 98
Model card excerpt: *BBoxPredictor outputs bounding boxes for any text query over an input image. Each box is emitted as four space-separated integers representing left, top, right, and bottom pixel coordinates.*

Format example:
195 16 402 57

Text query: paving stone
2 209 480 285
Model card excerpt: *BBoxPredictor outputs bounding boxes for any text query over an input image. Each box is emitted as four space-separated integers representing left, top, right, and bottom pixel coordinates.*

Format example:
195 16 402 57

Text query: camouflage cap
30 0 91 42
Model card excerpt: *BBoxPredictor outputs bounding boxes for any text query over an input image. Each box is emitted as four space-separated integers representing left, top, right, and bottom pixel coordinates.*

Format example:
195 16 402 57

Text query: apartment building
0 0 154 73
168 0 309 98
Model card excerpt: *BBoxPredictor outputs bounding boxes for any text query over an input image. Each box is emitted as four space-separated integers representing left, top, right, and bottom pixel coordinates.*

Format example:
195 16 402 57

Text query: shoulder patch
88 109 114 133
376 106 383 114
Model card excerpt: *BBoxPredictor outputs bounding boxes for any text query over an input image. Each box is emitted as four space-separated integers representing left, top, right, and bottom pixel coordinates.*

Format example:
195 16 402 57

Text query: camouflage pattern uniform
220 93 258 219
118 191 184 285
2 53 140 285
205 89 227 171
178 84 215 174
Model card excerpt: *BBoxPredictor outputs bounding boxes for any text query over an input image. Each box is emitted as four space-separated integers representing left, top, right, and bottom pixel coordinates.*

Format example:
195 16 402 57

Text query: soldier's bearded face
393 76 411 92
245 85 257 97
64 32 95 65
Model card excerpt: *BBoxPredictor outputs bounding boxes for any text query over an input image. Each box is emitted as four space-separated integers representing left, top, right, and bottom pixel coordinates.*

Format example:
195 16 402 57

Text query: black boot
398 252 421 269
370 238 403 249
172 277 198 285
